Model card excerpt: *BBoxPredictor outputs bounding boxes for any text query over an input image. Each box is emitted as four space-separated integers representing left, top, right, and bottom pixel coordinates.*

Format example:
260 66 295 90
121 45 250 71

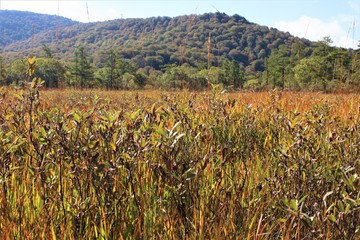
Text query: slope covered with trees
0 10 78 47
1 11 359 91
3 12 312 67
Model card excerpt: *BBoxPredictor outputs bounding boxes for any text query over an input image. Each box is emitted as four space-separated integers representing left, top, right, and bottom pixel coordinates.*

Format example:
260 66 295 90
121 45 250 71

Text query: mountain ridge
0 10 79 47
1 10 313 72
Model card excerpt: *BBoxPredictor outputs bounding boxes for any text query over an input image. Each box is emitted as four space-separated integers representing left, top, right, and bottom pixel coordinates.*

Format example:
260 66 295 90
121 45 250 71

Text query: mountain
0 10 78 47
1 11 313 70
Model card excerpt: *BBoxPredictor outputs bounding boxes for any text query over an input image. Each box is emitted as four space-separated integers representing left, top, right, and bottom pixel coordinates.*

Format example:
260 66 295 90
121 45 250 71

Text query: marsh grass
0 84 359 239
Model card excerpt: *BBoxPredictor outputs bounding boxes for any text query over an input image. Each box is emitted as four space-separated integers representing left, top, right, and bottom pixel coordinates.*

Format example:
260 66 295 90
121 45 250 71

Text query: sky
1 0 360 48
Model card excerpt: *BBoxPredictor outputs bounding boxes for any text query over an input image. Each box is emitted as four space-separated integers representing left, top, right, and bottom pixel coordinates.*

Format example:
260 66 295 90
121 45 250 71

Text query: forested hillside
0 10 78 46
1 11 359 91
3 12 311 66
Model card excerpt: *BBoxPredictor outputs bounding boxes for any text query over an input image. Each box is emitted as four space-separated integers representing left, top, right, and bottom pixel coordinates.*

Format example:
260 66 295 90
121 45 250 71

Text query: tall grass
0 83 359 239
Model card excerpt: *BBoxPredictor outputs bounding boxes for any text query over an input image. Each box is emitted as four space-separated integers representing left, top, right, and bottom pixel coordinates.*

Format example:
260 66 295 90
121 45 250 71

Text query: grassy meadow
0 85 359 239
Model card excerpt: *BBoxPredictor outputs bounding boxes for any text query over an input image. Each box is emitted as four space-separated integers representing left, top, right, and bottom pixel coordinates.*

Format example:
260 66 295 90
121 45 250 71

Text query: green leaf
283 197 289 207
130 109 141 120
40 127 47 137
151 103 156 115
154 125 166 137
328 214 336 223
72 112 81 123
290 199 298 212
345 203 351 214
338 201 345 212
299 195 308 205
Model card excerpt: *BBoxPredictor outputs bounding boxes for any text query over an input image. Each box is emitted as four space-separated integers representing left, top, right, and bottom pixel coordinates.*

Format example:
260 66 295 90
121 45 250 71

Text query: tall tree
107 50 117 89
94 50 118 89
35 58 66 88
265 44 290 89
315 36 333 57
222 59 244 88
0 55 6 85
348 49 360 88
311 37 339 87
7 59 27 85
70 47 94 88
42 44 53 59
95 50 146 89
293 56 327 90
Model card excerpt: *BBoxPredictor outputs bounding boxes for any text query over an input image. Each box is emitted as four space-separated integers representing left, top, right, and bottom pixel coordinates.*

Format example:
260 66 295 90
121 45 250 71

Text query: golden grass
0 87 359 239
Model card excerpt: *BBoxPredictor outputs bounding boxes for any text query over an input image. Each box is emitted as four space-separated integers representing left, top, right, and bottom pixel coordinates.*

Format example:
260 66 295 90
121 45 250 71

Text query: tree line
1 36 360 91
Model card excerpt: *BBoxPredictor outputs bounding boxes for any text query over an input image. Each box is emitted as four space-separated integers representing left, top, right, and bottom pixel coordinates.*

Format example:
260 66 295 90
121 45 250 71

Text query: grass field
0 86 359 239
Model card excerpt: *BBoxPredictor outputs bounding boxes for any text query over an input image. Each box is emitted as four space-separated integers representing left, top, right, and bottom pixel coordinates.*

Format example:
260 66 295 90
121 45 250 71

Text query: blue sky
2 0 360 48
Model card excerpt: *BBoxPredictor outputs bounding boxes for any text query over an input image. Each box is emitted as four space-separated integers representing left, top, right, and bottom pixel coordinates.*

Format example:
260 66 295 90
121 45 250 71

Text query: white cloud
108 8 117 15
2 1 58 15
272 16 356 48
105 8 122 20
60 1 88 22
348 0 360 11
338 14 357 24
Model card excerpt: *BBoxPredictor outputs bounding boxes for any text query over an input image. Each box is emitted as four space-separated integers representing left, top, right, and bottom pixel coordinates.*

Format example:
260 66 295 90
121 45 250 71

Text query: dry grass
0 86 359 239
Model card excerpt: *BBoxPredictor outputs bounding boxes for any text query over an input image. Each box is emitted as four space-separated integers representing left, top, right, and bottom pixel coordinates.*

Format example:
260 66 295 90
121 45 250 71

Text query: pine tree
71 46 94 88
0 55 6 85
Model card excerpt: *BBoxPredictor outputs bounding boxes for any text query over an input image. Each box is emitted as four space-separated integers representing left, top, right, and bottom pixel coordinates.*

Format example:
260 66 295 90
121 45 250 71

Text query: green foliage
94 50 145 90
0 55 6 86
0 10 77 46
161 64 208 89
34 58 65 88
6 58 27 85
294 56 327 90
291 36 355 91
69 47 94 88
347 51 360 89
2 11 360 91
222 59 244 88
265 44 291 89
2 12 312 74
42 44 53 59
243 78 262 90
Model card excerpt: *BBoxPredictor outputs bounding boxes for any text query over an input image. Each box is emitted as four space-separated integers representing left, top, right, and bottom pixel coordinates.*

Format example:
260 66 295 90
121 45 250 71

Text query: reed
0 83 359 239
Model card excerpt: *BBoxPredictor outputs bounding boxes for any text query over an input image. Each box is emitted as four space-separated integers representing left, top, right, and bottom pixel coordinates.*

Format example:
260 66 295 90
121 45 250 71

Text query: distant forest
1 10 359 91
